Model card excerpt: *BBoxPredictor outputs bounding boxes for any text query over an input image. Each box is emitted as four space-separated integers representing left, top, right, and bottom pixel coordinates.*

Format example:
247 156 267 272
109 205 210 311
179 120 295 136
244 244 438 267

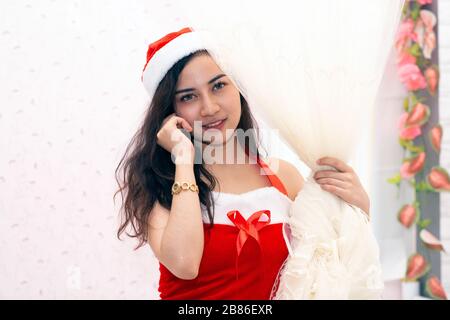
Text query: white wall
0 0 447 299
0 0 187 299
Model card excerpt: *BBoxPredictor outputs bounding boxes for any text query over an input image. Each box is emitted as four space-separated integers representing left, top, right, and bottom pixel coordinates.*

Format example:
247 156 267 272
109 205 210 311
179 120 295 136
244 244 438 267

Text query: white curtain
175 0 405 299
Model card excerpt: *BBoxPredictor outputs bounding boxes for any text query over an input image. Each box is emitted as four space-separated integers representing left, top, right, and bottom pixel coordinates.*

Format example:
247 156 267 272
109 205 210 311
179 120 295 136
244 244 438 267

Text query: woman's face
173 54 241 145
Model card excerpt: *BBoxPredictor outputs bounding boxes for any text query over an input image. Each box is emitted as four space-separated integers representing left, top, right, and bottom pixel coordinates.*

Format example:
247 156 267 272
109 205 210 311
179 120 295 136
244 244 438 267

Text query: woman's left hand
313 156 370 218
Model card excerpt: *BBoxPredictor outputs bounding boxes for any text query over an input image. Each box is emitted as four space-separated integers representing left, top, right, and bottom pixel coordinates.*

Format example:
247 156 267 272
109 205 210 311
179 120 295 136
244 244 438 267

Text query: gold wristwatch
171 181 199 195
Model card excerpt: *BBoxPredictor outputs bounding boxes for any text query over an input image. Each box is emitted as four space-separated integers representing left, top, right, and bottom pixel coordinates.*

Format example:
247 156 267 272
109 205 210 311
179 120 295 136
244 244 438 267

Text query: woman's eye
213 82 226 90
180 94 194 102
179 82 225 102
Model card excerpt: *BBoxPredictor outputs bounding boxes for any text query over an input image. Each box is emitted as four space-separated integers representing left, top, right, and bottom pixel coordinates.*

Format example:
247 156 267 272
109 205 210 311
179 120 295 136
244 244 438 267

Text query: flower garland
388 0 447 300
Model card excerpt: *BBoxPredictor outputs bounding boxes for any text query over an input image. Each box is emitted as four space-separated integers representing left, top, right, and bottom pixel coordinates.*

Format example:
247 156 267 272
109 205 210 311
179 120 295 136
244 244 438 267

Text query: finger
170 116 193 132
316 177 349 189
162 113 176 125
320 183 348 199
317 157 353 173
186 120 193 131
314 170 351 182
177 117 193 132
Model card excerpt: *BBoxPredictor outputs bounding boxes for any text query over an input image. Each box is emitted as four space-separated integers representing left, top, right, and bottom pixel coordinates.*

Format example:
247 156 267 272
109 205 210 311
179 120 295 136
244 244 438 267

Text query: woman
115 27 370 300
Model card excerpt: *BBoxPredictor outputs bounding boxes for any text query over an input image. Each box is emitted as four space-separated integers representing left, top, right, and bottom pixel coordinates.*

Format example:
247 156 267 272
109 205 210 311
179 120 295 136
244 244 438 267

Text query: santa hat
141 27 205 100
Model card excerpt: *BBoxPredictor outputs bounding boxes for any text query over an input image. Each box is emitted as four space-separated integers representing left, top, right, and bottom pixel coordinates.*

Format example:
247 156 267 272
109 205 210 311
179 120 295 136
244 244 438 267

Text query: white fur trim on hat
142 32 205 101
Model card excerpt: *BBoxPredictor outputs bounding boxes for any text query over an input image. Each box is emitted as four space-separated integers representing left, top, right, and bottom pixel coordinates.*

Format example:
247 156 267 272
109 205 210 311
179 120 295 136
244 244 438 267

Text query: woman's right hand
156 114 195 164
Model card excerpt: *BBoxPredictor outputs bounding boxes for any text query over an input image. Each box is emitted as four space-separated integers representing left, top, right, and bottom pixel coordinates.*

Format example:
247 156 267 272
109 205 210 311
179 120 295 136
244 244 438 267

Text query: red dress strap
244 146 288 196
256 156 289 196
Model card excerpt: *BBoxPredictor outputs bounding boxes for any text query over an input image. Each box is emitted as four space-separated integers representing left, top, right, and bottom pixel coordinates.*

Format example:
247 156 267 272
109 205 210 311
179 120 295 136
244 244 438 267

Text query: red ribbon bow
227 210 271 280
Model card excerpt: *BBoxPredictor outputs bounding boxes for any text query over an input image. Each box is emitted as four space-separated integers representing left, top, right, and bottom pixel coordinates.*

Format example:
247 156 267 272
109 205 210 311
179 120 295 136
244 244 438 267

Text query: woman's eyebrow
175 74 226 95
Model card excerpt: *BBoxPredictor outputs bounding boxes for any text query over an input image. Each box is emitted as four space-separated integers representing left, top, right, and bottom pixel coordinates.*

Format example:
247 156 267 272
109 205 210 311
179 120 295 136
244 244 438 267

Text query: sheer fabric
175 0 405 299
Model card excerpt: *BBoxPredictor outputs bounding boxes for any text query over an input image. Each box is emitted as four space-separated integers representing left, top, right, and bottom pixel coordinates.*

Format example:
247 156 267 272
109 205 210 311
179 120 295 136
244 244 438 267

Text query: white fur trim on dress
200 186 292 225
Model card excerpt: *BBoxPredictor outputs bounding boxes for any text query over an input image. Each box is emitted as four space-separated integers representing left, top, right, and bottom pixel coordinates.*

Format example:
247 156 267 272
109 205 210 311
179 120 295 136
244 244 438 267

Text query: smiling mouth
202 118 227 129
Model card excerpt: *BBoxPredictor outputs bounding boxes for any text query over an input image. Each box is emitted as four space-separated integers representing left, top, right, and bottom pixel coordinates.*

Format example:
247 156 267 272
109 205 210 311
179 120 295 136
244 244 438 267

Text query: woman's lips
202 118 226 130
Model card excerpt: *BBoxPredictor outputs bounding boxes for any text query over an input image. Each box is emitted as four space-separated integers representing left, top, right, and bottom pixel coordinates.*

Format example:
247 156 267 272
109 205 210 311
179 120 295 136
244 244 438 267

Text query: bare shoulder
266 157 304 201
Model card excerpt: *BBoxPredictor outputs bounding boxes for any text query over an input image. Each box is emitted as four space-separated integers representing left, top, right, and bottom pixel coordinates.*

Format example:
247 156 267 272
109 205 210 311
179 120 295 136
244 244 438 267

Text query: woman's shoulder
265 157 304 201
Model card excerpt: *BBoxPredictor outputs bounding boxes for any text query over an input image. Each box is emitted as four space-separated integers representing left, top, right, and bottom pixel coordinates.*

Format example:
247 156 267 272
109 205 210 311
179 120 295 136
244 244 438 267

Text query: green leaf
411 2 421 21
400 139 425 153
411 92 419 106
415 182 423 191
418 219 431 229
416 55 427 69
416 181 424 191
410 179 432 192
403 97 410 112
409 43 421 57
399 139 413 150
416 205 422 223
387 173 402 185
402 3 408 17
415 180 435 192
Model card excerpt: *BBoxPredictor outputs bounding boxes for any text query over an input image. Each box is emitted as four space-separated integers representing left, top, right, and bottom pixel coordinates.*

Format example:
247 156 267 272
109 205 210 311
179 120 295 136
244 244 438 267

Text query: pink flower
398 63 427 91
400 152 426 179
396 18 418 53
398 113 422 140
405 253 430 281
397 51 417 67
408 0 433 4
420 229 445 252
418 0 432 5
427 167 450 191
429 124 442 153
415 10 437 59
398 204 417 228
406 102 430 127
426 276 448 300
425 65 439 95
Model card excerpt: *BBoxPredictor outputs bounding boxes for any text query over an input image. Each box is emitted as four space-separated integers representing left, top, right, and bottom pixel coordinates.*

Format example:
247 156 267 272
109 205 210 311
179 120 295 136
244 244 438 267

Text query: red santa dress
158 156 293 299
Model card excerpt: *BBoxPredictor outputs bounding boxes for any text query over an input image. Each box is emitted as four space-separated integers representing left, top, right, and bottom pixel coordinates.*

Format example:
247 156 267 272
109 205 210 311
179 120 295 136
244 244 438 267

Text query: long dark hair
114 49 265 249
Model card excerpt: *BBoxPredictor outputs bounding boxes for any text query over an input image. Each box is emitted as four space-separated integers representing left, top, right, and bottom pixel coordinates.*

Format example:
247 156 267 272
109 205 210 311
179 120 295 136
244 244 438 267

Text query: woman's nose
200 97 220 117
